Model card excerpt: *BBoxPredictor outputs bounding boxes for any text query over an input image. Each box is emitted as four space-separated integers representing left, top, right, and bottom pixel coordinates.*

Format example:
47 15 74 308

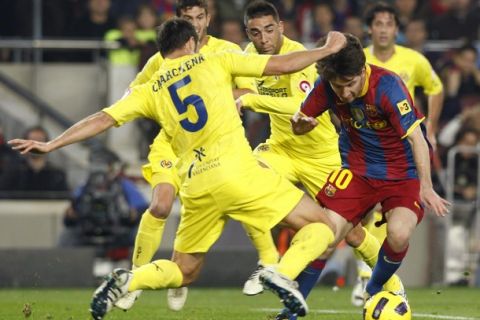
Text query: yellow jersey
104 52 270 181
364 45 443 99
237 36 338 158
130 36 242 87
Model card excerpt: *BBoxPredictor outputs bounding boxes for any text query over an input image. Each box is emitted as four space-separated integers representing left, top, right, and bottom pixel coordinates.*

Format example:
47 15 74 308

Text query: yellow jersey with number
364 45 443 99
130 36 242 87
104 52 270 181
237 36 338 158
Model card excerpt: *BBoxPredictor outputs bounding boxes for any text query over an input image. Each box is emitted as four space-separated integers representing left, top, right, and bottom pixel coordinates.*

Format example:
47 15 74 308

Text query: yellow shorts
173 152 304 253
254 142 341 199
142 132 180 192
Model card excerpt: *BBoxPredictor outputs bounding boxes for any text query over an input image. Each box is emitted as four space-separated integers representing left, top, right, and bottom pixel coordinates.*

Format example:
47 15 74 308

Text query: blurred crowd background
0 0 478 287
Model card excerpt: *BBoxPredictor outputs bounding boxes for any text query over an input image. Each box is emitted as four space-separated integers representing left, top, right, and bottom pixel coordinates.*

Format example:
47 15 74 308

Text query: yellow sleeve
234 76 258 92
414 53 443 96
220 52 271 78
239 65 316 115
102 84 156 126
129 53 162 87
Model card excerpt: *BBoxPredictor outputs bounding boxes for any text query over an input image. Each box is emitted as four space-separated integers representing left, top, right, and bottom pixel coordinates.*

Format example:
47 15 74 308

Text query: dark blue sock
295 259 326 298
366 240 408 296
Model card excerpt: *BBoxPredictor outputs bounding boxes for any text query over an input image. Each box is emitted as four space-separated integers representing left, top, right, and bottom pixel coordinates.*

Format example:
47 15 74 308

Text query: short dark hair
176 0 208 17
23 125 50 141
244 0 280 26
456 43 478 57
316 33 366 81
365 2 400 27
156 18 198 57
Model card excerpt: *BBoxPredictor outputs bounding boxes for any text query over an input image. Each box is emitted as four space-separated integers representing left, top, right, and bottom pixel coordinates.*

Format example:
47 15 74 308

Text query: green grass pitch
0 287 479 319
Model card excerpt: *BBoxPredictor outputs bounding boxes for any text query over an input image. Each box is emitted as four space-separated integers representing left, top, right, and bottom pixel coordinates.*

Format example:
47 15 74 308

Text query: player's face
369 12 398 50
179 6 210 42
329 68 366 103
246 15 283 55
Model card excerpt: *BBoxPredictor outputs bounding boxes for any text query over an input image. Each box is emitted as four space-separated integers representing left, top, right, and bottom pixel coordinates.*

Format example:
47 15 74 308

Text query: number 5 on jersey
168 75 208 132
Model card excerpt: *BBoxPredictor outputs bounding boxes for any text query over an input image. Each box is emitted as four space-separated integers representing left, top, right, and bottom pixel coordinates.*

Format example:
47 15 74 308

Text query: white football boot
90 268 133 319
167 287 189 311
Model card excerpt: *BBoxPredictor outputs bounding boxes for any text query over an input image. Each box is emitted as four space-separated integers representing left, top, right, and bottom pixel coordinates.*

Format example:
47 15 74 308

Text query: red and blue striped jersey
300 64 426 180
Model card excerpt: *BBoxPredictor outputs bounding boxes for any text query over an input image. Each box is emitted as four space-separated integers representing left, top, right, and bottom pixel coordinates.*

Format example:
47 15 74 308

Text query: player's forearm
241 93 302 115
264 47 334 76
426 91 444 136
407 128 433 189
48 112 115 151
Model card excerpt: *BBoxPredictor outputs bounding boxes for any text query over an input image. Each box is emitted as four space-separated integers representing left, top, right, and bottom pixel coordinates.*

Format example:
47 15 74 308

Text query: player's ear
205 12 211 27
278 20 284 34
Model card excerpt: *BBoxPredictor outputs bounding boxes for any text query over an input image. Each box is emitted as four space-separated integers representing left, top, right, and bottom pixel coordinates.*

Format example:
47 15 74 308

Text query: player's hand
8 139 53 155
420 186 450 217
291 112 318 135
235 98 244 116
323 31 347 55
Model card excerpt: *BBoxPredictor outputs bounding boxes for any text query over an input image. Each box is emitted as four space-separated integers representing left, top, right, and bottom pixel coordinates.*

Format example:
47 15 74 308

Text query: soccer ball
363 291 411 320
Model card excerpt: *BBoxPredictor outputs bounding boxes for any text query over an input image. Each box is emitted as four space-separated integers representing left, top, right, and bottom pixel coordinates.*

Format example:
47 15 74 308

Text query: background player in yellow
348 2 445 306
119 0 277 312
236 4 405 318
9 19 348 319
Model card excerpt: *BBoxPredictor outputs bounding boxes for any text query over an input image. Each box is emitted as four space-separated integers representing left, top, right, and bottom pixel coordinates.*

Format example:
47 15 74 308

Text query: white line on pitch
256 308 480 320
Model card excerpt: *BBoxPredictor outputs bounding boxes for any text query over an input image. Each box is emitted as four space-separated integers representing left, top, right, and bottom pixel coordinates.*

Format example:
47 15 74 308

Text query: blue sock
295 259 326 298
366 240 408 296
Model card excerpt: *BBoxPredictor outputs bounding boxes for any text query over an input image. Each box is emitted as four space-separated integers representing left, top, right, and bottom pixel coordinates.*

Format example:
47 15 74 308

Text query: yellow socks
244 225 279 265
132 210 166 267
354 227 381 268
277 223 334 279
128 259 183 291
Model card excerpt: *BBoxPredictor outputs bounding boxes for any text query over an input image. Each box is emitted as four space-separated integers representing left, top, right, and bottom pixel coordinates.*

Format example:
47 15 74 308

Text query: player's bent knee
345 225 365 247
149 202 173 219
387 229 410 252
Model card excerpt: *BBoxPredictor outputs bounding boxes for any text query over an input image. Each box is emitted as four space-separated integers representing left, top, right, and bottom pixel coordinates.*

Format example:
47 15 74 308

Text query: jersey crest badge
324 184 337 197
160 160 173 168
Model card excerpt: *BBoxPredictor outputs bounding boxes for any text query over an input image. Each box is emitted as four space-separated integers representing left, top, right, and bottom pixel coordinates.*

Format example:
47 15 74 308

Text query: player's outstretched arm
263 31 346 76
9 111 116 155
407 126 451 217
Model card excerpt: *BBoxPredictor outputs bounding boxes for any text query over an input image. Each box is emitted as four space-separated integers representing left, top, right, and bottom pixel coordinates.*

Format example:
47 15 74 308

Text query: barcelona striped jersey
301 64 426 180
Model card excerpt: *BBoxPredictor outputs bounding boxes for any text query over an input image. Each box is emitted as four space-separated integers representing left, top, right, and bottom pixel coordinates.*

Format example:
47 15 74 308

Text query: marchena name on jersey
152 55 206 92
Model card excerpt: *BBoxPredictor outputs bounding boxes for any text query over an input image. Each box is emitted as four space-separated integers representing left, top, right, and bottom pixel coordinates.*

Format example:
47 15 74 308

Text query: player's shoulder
395 45 428 63
206 36 242 52
281 36 307 53
369 64 402 88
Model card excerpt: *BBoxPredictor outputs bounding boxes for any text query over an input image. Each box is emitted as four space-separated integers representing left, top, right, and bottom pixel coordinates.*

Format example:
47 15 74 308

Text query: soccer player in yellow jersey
236 2 405 318
118 0 268 312
10 19 348 319
348 2 444 306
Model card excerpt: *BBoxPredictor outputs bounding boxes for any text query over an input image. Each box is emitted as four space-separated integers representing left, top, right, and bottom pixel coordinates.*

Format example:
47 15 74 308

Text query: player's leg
291 153 341 303
90 251 202 319
365 207 417 297
242 143 296 295
242 225 279 295
365 179 424 298
132 182 176 268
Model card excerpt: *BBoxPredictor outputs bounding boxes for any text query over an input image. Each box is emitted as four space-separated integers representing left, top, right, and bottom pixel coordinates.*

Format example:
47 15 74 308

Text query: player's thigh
174 193 227 254
142 139 180 192
316 169 378 226
297 151 341 198
254 143 298 184
281 194 333 230
223 163 304 233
